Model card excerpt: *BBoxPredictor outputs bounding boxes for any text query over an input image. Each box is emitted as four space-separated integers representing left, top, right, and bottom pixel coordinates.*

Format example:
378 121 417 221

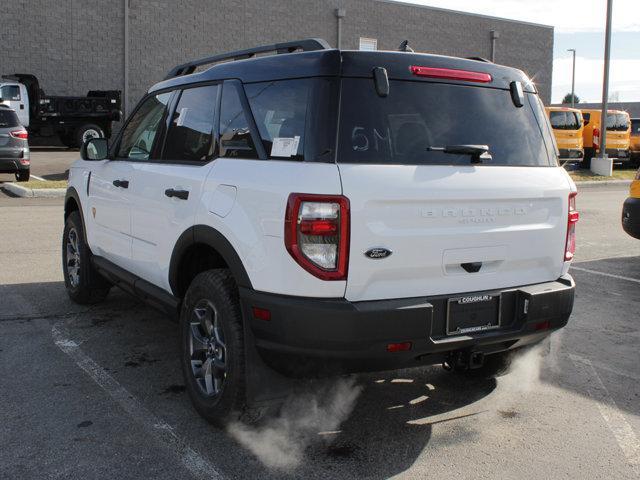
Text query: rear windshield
0 109 20 128
632 119 640 136
606 113 629 131
337 79 555 166
549 111 581 130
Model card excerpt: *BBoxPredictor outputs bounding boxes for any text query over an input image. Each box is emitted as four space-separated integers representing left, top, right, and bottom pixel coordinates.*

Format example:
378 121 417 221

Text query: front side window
1 85 21 101
631 119 640 136
117 92 171 160
163 85 218 163
219 83 258 159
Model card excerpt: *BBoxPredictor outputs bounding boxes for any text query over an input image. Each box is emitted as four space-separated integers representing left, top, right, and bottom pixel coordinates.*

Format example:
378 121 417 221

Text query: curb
574 179 632 188
1 182 66 198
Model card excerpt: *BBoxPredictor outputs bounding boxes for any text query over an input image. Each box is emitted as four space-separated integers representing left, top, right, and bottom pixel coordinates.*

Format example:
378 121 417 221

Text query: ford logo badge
365 248 392 259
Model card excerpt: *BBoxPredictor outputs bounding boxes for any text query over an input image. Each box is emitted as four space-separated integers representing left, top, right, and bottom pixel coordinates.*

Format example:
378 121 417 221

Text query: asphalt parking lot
1 177 639 478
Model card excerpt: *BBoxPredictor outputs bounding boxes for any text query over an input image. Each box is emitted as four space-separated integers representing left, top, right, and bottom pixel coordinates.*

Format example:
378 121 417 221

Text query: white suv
63 39 577 425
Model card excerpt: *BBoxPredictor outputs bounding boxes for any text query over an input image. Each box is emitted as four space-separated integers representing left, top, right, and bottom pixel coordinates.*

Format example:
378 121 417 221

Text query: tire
75 123 104 148
180 269 246 426
62 211 110 304
15 170 30 182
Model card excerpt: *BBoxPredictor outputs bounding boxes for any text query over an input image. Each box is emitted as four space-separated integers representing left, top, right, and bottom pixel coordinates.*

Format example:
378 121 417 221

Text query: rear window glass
338 79 555 166
0 109 20 127
632 119 640 135
606 113 629 131
549 111 581 130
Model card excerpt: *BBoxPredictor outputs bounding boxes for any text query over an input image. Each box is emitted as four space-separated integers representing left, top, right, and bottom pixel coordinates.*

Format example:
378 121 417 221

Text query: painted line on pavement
52 321 223 480
30 174 46 181
570 354 640 469
571 266 640 284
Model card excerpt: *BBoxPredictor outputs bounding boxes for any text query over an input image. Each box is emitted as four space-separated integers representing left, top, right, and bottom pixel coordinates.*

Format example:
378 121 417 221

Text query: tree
562 93 580 105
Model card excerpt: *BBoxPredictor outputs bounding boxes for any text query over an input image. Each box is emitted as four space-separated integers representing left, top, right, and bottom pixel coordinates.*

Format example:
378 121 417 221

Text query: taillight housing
564 192 579 261
9 129 28 140
593 127 600 149
285 193 350 280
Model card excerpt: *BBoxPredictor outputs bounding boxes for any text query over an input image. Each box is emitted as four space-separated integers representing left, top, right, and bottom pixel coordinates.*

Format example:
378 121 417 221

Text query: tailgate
340 165 571 301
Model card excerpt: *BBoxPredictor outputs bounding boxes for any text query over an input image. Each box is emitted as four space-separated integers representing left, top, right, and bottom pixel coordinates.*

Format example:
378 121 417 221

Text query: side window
163 85 218 163
245 79 310 161
117 92 171 160
583 112 590 125
1 85 21 101
219 83 258 159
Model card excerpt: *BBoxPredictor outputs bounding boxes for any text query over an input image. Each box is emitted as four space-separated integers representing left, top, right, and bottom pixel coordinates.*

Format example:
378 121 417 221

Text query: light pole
598 0 613 161
567 48 576 108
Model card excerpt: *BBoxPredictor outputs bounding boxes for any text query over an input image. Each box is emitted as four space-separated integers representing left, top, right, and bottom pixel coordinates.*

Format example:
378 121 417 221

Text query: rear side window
245 79 310 161
163 85 218 163
549 111 581 130
583 112 591 124
338 79 555 166
219 83 258 159
1 85 21 101
0 109 20 127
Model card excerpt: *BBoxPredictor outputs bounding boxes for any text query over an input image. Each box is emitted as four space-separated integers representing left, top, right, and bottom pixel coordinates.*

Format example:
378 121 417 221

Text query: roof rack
164 38 331 80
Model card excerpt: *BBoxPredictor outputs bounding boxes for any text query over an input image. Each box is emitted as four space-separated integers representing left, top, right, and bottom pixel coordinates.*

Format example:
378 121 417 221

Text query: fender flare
169 225 253 297
64 187 88 242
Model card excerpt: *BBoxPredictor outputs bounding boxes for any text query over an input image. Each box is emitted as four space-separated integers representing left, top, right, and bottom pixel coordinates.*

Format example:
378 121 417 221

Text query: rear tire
180 269 246 426
62 211 110 304
15 170 30 182
75 123 104 148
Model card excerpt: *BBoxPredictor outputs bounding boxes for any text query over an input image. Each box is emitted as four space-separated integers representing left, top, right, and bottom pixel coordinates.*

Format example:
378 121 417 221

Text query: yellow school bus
580 109 631 167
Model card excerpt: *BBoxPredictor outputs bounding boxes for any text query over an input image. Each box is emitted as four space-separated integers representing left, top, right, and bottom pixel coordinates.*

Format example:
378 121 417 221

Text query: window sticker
176 107 189 127
270 136 300 157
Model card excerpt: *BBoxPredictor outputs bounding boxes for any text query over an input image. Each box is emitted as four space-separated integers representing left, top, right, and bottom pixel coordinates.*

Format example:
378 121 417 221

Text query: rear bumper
558 148 583 161
0 157 29 173
605 148 630 160
622 197 640 239
240 275 575 375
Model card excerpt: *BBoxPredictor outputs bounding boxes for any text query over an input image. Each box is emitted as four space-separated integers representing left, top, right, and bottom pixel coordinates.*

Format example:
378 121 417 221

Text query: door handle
165 188 189 200
112 179 129 188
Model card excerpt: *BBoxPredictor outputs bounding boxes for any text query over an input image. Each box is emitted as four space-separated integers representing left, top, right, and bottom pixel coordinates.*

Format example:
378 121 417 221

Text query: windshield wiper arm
427 144 491 163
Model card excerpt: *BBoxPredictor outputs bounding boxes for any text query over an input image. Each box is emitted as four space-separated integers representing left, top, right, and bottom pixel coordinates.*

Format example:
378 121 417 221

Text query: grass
17 179 68 189
568 168 637 182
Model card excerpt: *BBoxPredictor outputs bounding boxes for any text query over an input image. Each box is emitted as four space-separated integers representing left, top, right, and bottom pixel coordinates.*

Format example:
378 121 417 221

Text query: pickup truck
0 74 121 148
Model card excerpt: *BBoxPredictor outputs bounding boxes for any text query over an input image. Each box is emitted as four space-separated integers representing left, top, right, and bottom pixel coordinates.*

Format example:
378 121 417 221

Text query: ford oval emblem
365 247 392 259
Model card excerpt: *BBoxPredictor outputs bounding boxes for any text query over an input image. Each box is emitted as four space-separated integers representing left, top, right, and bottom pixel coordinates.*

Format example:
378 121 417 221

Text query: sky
400 0 640 103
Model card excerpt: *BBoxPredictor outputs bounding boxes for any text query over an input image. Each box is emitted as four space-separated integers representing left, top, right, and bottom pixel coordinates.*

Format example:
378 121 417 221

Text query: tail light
285 193 350 280
593 127 600 149
9 129 28 140
564 192 579 261
410 65 492 83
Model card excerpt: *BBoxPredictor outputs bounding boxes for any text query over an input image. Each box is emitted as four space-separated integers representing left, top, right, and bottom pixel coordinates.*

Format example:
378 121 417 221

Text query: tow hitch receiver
443 350 485 371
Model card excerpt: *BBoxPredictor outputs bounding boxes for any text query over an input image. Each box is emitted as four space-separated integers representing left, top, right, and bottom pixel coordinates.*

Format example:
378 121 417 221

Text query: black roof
150 42 535 94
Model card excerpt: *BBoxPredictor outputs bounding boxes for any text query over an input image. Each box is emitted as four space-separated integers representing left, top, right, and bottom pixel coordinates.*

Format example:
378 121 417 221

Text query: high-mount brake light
285 193 350 281
9 129 28 140
410 65 492 83
564 192 579 261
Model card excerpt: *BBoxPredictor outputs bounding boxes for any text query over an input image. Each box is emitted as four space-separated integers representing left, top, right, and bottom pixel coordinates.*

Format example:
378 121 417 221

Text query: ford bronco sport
63 39 577 425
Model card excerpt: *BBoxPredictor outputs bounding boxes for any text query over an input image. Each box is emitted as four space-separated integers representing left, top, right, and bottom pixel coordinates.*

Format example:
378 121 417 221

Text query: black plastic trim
622 197 640 239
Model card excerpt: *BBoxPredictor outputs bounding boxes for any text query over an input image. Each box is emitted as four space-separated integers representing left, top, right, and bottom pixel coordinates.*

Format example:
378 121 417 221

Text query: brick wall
0 0 554 115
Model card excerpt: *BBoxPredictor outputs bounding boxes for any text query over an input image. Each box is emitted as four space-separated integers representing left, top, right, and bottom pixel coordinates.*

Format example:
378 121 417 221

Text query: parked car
545 106 584 163
0 105 29 182
622 167 640 239
580 108 631 168
63 39 577 425
0 74 121 148
630 118 640 164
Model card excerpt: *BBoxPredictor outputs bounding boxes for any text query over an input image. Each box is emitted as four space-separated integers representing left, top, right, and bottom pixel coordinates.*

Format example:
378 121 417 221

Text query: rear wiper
427 144 491 164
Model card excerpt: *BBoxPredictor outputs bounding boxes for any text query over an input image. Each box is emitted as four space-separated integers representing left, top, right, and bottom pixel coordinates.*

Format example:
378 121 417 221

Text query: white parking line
571 266 640 284
570 354 640 470
30 174 46 181
52 321 223 480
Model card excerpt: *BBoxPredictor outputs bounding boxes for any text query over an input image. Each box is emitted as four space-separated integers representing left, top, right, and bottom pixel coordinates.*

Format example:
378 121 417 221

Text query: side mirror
81 137 108 161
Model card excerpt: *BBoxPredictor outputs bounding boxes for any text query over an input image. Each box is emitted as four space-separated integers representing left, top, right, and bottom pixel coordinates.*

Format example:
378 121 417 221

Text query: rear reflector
386 342 412 353
535 320 551 331
19 159 30 166
252 307 271 321
410 65 492 83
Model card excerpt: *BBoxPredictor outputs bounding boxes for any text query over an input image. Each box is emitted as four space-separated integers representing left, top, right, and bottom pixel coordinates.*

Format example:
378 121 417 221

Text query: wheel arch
169 225 252 299
64 187 88 242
